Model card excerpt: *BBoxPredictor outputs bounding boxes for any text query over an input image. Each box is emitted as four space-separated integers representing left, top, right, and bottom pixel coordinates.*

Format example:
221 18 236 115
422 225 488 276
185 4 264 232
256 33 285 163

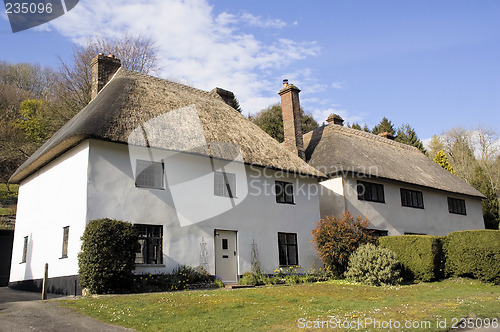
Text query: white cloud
239 13 287 29
45 0 320 114
331 82 344 89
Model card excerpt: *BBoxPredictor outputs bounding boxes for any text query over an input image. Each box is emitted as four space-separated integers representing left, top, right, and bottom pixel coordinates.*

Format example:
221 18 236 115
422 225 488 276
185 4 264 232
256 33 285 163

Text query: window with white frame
214 171 236 198
448 197 466 215
135 224 163 265
135 160 164 189
275 181 294 204
278 232 298 266
61 226 69 258
21 236 28 263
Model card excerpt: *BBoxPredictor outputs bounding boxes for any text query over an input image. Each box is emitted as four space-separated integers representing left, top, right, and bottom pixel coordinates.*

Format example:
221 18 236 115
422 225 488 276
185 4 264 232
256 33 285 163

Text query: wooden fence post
42 263 48 300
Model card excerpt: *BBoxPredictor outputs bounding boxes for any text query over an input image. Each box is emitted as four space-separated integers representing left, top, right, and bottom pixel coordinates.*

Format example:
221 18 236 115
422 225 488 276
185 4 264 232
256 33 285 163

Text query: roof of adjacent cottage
10 69 324 183
303 124 484 198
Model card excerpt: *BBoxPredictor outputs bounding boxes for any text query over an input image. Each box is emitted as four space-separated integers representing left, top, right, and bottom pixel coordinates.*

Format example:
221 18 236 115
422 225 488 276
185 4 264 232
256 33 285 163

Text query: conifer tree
395 124 427 154
434 150 455 174
372 117 395 135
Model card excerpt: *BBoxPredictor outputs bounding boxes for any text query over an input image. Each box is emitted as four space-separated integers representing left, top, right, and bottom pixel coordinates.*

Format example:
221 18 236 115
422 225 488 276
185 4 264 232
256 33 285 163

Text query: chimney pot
91 54 121 100
378 132 395 140
326 113 344 126
283 79 289 87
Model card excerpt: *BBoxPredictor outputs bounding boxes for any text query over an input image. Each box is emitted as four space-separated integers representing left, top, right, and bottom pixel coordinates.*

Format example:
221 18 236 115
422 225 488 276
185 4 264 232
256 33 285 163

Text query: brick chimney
326 113 344 126
91 53 121 100
279 79 305 160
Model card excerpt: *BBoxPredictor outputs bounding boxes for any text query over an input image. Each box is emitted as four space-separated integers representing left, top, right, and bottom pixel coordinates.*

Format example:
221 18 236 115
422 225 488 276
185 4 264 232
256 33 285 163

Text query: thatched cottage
278 80 484 236
8 55 324 294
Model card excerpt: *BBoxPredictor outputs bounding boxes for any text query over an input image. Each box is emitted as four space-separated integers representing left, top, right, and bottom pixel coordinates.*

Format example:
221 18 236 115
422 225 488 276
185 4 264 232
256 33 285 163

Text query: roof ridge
324 124 420 152
119 69 212 97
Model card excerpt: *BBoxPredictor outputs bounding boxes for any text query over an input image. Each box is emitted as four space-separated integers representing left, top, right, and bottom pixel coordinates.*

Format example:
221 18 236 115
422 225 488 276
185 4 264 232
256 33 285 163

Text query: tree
249 104 318 142
57 34 159 117
471 166 500 229
348 123 362 130
443 127 477 183
372 117 395 136
427 134 445 160
15 99 53 144
433 150 455 174
362 124 371 133
395 124 426 154
311 211 374 277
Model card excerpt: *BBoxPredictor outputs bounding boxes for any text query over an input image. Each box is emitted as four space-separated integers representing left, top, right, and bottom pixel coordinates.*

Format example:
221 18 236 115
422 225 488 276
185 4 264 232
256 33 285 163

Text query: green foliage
349 123 362 130
372 117 395 135
78 218 138 294
345 243 402 286
471 166 500 229
434 150 455 174
134 266 215 292
312 211 375 277
443 230 500 285
427 134 445 160
15 99 51 144
378 235 443 281
228 95 242 113
249 103 318 142
395 124 427 154
238 272 260 286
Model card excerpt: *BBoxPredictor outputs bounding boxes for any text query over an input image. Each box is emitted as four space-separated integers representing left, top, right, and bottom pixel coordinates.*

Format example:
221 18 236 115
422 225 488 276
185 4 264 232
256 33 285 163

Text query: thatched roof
10 69 324 183
303 124 484 198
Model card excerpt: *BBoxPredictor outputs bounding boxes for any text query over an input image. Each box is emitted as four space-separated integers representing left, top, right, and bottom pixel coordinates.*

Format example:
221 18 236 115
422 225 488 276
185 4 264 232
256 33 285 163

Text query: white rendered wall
320 175 484 236
319 177 345 219
10 142 89 283
87 140 322 276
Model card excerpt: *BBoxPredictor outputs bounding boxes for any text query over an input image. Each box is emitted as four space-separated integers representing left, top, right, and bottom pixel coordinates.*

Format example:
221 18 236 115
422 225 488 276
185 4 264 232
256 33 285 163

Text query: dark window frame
135 224 163 265
61 226 69 259
368 229 389 237
278 232 299 266
400 188 424 209
448 197 467 215
275 181 294 204
357 181 385 203
21 236 28 263
135 159 164 190
214 171 236 198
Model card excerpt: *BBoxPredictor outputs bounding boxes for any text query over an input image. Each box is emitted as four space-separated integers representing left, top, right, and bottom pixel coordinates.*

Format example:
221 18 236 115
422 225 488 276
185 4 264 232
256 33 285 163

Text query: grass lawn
62 278 500 331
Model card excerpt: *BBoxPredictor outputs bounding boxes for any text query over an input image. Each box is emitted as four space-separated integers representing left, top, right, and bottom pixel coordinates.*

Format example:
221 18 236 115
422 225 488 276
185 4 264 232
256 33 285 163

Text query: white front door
215 230 238 283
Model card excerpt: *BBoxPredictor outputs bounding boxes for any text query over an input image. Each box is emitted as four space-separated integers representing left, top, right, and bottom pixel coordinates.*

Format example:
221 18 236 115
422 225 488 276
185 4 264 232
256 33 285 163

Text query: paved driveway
0 287 135 332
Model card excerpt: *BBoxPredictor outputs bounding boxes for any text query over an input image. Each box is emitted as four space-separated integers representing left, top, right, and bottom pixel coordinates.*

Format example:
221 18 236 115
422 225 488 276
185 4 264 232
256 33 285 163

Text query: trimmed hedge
378 235 443 282
79 218 138 294
443 230 500 285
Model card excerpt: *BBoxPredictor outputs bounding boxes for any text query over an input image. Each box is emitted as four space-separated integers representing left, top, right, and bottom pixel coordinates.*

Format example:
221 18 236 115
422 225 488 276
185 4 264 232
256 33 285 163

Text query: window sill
135 264 166 268
19 261 26 264
276 202 295 205
59 256 68 259
402 205 424 209
135 186 165 191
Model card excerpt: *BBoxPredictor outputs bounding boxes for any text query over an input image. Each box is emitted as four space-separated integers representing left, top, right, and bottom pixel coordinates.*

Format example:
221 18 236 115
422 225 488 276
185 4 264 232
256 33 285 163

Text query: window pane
287 245 298 265
62 226 69 257
286 233 297 245
22 236 28 263
135 224 163 264
136 160 163 189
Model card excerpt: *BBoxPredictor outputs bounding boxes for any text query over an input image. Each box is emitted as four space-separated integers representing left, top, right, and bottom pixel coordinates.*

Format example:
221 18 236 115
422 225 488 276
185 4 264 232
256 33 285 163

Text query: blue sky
1 0 499 140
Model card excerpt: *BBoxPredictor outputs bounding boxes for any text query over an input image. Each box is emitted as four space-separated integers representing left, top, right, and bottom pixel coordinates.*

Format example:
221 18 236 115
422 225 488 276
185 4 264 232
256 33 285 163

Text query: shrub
378 235 443 281
238 272 259 286
78 218 138 294
345 243 402 286
312 211 375 277
134 266 215 292
443 230 500 285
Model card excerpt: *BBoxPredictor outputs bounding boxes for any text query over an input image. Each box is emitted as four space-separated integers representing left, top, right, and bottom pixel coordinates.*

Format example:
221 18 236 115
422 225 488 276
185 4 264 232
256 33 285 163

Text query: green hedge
79 218 138 294
443 230 500 285
378 235 443 282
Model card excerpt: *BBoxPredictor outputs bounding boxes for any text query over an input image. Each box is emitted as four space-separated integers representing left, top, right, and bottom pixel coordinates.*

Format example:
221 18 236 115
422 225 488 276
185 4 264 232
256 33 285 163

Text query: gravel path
0 287 136 332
